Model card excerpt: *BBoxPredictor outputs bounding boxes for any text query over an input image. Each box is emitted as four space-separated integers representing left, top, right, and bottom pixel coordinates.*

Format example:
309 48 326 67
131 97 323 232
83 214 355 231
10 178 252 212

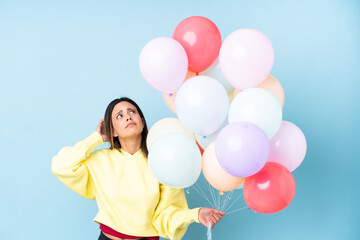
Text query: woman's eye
116 114 123 119
130 110 135 114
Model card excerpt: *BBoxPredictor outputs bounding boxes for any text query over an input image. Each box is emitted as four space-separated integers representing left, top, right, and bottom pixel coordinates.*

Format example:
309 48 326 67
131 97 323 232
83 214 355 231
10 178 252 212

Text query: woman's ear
113 130 118 137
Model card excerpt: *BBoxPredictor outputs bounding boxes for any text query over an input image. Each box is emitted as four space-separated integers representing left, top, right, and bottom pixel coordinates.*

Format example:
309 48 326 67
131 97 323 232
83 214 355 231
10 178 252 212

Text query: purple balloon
215 122 270 178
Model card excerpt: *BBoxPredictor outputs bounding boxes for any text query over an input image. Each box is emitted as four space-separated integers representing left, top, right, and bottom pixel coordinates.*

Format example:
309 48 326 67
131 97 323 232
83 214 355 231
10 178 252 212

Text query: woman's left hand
198 207 226 229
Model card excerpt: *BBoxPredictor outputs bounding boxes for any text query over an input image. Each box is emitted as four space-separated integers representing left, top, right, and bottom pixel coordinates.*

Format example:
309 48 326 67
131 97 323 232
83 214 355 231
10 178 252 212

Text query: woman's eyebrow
115 108 135 116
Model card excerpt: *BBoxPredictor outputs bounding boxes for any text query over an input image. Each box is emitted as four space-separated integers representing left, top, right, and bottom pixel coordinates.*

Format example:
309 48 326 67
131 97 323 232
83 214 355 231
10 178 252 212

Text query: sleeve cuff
189 208 201 223
86 131 104 149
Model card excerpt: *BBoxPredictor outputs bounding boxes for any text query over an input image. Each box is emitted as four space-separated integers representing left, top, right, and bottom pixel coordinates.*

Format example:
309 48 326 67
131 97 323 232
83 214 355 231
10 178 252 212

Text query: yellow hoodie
51 131 200 240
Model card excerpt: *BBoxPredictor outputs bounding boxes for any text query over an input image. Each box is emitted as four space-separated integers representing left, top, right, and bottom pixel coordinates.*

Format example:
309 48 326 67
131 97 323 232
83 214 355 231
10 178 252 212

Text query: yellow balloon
147 118 195 150
227 89 235 104
234 75 285 108
202 142 244 193
162 71 201 114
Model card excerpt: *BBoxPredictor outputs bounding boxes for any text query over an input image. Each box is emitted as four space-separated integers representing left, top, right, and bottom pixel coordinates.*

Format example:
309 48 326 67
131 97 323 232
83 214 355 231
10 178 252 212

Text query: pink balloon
234 75 285 108
139 37 188 94
219 29 274 90
268 121 307 172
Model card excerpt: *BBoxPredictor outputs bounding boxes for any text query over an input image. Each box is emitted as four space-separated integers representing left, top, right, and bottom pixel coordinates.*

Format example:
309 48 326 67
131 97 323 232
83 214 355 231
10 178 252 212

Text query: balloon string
195 182 209 202
194 184 214 207
224 192 243 213
226 206 248 215
191 177 246 215
192 185 210 205
207 222 212 240
206 180 219 210
192 185 214 208
221 191 233 211
220 192 227 211
223 190 235 211
211 183 219 209
206 180 217 209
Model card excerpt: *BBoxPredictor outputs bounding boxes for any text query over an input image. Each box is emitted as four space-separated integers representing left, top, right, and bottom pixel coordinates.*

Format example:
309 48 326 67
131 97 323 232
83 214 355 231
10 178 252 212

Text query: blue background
1 0 359 239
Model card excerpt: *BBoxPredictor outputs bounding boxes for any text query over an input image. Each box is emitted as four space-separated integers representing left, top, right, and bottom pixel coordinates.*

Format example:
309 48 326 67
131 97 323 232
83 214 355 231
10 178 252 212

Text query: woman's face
111 101 144 140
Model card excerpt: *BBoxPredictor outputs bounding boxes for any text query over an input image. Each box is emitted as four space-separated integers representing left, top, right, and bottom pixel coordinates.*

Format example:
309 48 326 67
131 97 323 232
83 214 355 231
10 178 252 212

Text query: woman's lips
126 123 135 128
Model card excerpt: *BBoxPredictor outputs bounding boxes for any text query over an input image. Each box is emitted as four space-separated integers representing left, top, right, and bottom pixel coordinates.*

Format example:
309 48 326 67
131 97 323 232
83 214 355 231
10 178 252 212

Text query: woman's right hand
96 119 109 142
198 207 226 229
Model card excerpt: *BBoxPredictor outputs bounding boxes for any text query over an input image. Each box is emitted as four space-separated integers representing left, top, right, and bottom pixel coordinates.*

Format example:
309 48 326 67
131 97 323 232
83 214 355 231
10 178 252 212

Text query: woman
52 97 225 240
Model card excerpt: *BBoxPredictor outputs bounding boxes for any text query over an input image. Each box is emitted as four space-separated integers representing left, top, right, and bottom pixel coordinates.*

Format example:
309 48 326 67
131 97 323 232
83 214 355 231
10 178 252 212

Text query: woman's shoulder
87 148 118 163
90 148 115 157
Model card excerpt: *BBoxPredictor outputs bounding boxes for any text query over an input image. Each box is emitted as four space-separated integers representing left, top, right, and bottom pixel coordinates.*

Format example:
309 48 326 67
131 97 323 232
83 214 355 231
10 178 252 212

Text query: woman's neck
119 136 142 155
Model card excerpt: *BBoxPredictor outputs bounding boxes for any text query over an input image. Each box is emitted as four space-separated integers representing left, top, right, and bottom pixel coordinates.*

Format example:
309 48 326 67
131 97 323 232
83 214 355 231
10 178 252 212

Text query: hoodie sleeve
152 183 200 240
51 131 103 199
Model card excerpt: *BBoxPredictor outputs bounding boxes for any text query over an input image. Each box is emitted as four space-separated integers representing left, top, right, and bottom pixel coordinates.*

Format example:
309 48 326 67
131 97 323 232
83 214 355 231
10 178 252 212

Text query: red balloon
243 162 296 214
196 140 204 156
173 16 222 73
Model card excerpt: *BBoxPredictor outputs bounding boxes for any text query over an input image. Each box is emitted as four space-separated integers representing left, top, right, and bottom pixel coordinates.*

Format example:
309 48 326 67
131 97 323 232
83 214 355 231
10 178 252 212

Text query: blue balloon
202 58 233 92
229 88 282 138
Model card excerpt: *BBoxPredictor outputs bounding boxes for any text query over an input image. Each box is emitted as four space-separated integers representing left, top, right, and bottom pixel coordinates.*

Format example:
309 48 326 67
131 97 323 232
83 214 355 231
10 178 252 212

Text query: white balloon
175 76 229 136
147 118 195 150
203 58 233 92
228 88 282 138
196 119 228 149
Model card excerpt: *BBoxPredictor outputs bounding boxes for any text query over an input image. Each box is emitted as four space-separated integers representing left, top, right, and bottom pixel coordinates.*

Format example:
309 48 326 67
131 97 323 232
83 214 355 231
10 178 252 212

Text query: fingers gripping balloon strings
190 182 247 240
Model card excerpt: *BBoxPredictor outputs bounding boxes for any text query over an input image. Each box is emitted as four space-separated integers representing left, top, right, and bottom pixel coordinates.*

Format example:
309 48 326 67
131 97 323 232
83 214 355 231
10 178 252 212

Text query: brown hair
102 97 148 158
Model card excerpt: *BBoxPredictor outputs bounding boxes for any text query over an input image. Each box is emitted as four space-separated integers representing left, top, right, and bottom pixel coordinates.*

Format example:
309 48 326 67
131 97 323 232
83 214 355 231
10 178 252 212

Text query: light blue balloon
228 88 282 138
175 76 229 136
148 133 202 188
203 58 233 92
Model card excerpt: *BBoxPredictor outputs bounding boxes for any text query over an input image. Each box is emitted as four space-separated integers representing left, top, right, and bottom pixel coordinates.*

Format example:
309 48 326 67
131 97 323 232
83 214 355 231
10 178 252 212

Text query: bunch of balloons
140 16 307 214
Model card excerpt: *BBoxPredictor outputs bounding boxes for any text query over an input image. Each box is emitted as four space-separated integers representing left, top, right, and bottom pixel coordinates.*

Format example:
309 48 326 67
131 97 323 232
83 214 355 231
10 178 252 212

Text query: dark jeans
98 231 149 240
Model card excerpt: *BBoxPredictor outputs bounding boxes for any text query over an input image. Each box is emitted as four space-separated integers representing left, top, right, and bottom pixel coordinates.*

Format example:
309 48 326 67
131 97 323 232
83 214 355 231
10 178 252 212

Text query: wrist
197 207 202 223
